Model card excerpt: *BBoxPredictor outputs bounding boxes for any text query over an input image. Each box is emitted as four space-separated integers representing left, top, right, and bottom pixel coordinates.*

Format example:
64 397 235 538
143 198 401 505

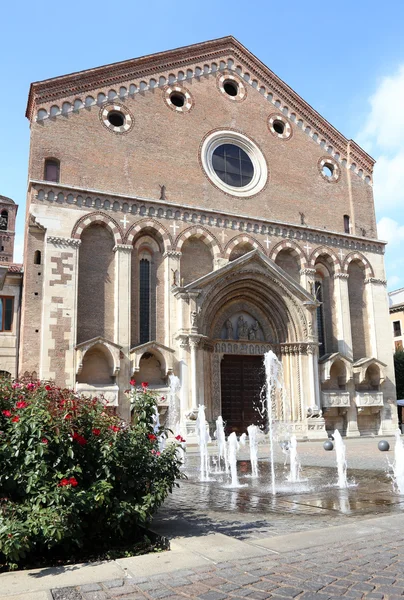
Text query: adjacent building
19 37 397 438
389 289 404 352
0 195 23 378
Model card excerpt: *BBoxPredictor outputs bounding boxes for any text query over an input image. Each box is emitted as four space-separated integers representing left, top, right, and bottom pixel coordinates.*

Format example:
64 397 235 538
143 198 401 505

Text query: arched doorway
220 353 266 433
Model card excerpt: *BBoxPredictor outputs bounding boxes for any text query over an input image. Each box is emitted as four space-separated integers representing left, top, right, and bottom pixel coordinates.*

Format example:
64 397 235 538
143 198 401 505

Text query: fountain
247 424 259 478
334 429 348 488
228 432 241 487
168 374 181 431
263 350 285 495
392 430 404 494
288 435 301 483
215 416 228 473
196 405 211 481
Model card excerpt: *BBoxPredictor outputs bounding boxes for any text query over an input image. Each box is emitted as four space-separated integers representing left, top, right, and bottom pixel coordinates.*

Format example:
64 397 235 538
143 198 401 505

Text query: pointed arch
125 218 172 251
175 225 221 257
343 251 374 278
309 246 341 272
270 240 308 269
224 234 266 258
72 211 123 244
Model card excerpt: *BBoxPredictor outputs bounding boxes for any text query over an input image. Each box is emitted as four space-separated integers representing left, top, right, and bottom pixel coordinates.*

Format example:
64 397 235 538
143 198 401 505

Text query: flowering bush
0 377 183 570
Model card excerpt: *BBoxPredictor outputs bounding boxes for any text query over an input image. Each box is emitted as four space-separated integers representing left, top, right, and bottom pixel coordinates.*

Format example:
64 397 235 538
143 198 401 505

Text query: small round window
164 86 193 112
212 144 254 187
100 104 134 134
318 157 340 182
216 73 246 102
107 111 125 127
268 113 292 140
200 130 268 197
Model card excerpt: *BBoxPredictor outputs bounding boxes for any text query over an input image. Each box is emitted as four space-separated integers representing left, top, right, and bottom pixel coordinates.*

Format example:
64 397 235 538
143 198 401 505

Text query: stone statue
159 184 166 200
237 315 249 340
171 268 179 286
248 320 259 340
225 319 233 339
190 310 198 327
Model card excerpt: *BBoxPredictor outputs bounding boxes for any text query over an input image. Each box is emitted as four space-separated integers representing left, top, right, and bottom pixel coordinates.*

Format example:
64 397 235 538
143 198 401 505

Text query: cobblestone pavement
52 529 404 600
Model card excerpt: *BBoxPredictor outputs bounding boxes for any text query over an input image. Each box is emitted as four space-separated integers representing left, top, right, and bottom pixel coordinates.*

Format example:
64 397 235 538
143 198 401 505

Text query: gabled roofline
25 36 374 173
182 248 316 304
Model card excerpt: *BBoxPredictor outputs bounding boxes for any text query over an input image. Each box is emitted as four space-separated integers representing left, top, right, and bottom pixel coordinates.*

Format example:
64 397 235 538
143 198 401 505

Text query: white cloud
358 65 404 153
373 152 404 211
377 217 404 244
357 65 404 213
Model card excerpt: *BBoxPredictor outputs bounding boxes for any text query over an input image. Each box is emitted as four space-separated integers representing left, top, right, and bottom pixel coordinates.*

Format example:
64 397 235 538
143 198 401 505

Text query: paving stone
198 592 229 600
267 586 302 598
52 588 83 600
83 592 108 600
244 591 272 600
140 589 172 599
218 583 242 593
103 580 125 589
297 593 330 600
79 584 102 593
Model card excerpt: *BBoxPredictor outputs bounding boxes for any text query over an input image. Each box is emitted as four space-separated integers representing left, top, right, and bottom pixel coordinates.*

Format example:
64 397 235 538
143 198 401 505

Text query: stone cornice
47 236 81 247
26 36 374 177
364 278 387 286
31 181 385 256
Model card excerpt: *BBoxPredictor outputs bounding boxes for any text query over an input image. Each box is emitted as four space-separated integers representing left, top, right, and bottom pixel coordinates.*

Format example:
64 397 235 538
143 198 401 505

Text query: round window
100 103 134 134
200 130 268 197
212 144 254 187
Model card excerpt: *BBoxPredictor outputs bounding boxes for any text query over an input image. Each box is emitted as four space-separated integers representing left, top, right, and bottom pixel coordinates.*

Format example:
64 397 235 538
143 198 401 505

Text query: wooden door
220 354 266 434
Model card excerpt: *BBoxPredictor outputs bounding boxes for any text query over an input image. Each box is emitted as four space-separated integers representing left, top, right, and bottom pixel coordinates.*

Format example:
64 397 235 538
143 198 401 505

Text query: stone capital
113 244 133 253
364 277 387 286
163 250 182 259
47 236 81 247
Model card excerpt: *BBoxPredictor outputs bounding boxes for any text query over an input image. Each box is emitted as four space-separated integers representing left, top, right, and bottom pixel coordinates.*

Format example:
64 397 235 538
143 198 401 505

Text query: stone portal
220 354 266 434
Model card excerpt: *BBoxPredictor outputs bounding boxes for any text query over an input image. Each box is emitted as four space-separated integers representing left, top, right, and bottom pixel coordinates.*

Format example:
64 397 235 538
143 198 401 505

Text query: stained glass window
139 259 150 344
212 144 254 188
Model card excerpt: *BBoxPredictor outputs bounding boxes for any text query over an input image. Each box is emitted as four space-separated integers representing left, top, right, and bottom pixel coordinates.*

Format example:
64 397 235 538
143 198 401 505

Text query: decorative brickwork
175 225 221 256
49 296 71 387
49 252 73 286
71 211 123 244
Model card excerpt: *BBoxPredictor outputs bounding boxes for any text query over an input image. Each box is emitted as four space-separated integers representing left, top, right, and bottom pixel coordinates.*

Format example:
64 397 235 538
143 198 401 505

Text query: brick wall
274 250 300 282
27 61 376 238
77 224 115 343
348 261 369 361
180 237 213 285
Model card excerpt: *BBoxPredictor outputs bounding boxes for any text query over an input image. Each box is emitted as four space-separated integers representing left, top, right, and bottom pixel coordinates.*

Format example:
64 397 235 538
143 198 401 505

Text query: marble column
113 244 132 420
333 273 353 360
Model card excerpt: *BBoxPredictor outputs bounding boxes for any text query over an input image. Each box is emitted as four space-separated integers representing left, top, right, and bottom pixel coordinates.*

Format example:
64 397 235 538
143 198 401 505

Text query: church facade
21 37 397 438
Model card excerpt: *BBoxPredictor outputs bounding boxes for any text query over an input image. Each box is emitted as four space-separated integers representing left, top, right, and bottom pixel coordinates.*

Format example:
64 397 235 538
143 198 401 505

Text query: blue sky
2 0 404 288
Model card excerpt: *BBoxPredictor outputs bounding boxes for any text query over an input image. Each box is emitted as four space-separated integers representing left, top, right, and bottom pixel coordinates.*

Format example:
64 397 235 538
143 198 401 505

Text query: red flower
92 428 101 436
2 410 11 417
72 432 87 445
69 477 78 487
15 401 28 409
41 438 48 444
12 416 20 423
148 433 157 441
64 413 72 420
141 382 149 389
26 383 35 391
58 478 69 487
45 384 52 391
130 379 136 386
152 449 161 456
175 435 186 443
109 425 120 433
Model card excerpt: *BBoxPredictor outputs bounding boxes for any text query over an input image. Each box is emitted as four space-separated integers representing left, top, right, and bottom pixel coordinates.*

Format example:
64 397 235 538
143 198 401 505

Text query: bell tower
0 195 17 263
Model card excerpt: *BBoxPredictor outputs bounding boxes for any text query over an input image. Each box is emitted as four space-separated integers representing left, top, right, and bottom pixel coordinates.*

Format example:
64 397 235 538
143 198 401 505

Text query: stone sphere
323 440 334 451
378 440 390 452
